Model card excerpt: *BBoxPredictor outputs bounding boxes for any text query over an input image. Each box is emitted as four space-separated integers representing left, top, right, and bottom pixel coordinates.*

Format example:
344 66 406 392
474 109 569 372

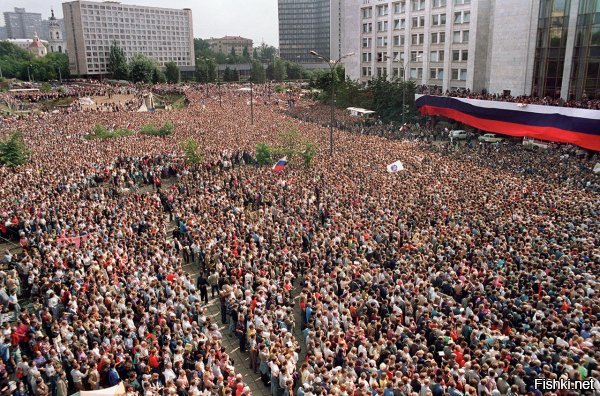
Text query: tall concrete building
63 0 194 76
207 36 253 57
278 0 334 67
3 8 43 39
348 0 491 93
533 0 600 100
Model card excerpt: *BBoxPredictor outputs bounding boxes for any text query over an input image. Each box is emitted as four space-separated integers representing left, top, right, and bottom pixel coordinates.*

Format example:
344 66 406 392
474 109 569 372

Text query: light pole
27 64 32 82
387 53 421 124
250 81 254 125
57 66 62 83
309 50 355 157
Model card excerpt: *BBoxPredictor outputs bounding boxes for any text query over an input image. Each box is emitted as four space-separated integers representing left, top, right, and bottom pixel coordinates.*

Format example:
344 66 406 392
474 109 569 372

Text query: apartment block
63 0 194 76
207 36 253 57
3 8 42 39
349 0 490 93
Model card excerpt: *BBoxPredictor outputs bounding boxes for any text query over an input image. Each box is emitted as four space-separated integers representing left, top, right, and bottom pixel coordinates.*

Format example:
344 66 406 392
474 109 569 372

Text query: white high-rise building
63 0 194 76
347 0 491 93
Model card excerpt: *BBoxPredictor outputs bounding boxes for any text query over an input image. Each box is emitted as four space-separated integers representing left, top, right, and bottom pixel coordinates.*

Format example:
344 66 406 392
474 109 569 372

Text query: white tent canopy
347 107 376 117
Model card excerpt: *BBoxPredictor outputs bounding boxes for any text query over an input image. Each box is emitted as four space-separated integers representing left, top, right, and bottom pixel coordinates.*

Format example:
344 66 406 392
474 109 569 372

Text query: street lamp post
387 53 421 125
309 50 355 157
27 64 32 82
250 81 254 125
57 66 62 83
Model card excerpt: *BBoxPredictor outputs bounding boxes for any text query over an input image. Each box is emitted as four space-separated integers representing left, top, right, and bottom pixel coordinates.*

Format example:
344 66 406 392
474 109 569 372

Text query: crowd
0 81 598 396
416 86 600 110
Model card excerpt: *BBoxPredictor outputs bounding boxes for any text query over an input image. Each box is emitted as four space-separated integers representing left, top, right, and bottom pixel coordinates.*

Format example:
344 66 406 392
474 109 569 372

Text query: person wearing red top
148 349 160 371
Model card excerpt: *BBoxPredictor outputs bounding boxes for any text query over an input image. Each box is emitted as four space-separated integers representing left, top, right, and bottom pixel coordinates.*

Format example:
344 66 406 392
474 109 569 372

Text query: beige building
63 0 194 76
207 36 253 57
5 34 48 57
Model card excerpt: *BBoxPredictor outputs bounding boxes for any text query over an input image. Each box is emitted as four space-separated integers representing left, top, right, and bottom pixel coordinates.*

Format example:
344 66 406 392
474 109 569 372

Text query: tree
286 61 304 80
255 143 273 165
152 68 166 84
165 61 180 83
0 131 30 167
232 69 240 82
253 48 259 60
181 138 204 164
222 66 232 82
108 42 129 80
258 43 278 63
196 58 217 83
129 54 156 83
250 60 266 83
242 46 250 62
273 58 287 82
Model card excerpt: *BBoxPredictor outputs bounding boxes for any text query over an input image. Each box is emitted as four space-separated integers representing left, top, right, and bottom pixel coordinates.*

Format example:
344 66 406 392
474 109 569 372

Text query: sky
1 0 280 46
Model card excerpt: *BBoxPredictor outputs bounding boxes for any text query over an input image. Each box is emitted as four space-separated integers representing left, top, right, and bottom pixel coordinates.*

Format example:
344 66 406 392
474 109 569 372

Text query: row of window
362 0 471 18
363 12 469 33
363 49 468 63
362 66 468 80
361 30 469 47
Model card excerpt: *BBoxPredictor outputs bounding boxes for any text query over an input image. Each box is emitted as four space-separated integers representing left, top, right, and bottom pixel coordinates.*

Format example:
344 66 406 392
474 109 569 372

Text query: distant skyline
0 0 279 46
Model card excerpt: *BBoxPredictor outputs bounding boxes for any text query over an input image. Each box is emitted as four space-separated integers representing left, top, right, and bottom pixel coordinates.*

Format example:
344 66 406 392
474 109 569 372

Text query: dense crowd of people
0 81 598 396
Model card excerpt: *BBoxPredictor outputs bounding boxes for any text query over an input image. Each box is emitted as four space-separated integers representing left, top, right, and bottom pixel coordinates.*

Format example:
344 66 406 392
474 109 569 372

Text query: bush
140 121 173 137
301 142 317 168
181 138 203 164
0 131 30 167
40 82 52 92
85 124 133 140
256 143 273 165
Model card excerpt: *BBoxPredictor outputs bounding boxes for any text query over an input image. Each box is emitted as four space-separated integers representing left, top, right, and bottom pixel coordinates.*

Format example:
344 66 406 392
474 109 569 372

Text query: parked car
478 133 504 143
449 130 468 140
523 137 549 150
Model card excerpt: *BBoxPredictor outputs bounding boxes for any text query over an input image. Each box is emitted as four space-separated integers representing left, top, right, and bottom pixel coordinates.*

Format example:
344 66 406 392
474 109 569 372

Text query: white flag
593 162 600 174
386 160 404 173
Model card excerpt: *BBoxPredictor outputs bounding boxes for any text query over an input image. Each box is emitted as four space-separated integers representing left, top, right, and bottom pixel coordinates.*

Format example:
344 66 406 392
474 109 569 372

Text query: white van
449 130 468 140
523 137 549 150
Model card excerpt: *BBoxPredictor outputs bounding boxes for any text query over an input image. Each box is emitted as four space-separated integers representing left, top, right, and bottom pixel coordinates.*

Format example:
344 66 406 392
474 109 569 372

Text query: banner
416 95 600 151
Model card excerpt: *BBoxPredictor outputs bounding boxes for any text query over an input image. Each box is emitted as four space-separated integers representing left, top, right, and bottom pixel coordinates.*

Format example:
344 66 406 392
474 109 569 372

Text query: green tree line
0 42 70 82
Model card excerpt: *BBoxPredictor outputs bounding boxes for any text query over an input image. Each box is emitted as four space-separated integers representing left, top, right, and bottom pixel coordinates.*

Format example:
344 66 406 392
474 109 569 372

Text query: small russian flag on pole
273 157 288 173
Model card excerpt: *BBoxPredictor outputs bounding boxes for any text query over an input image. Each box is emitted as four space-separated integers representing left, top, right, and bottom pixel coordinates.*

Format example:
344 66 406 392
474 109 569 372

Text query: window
454 12 462 24
430 50 444 62
439 32 445 43
453 31 461 43
393 67 400 77
377 52 387 62
377 67 386 77
362 23 372 33
362 66 372 77
377 36 388 46
411 51 423 61
463 11 470 23
393 35 403 46
394 19 405 29
463 30 469 43
462 50 468 61
377 21 388 32
453 50 460 61
452 68 459 79
454 0 470 4
432 14 446 26
412 0 425 11
362 52 372 62
362 37 372 48
362 7 372 18
410 67 423 79
432 0 447 7
393 1 406 13
460 69 467 80
430 68 445 79
377 4 389 16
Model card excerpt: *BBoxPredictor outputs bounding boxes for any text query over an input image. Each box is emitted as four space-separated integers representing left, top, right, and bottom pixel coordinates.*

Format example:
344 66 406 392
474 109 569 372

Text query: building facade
5 35 49 57
3 8 43 39
533 0 600 100
278 0 333 67
349 0 492 93
63 1 194 76
47 9 67 54
207 36 253 57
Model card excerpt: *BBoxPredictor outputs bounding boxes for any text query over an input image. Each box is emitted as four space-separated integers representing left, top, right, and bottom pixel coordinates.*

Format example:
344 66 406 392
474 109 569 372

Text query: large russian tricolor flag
416 95 600 151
